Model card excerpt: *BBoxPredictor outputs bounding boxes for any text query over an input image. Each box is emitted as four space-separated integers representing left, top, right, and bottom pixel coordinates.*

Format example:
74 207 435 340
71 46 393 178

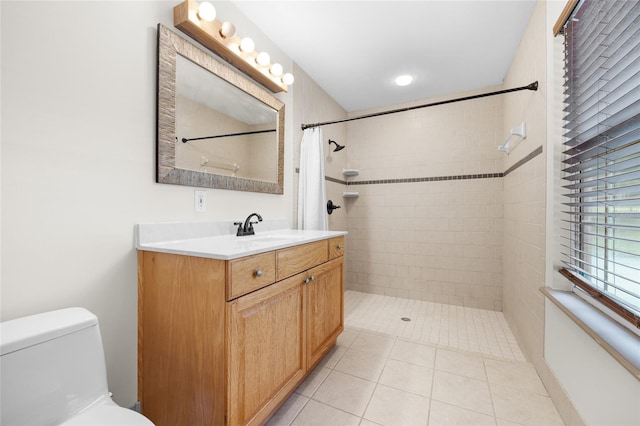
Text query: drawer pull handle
254 269 263 277
336 245 344 249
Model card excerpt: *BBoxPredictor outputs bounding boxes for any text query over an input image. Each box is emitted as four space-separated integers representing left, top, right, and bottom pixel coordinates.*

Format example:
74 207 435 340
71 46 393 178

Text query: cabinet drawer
276 240 328 281
227 252 276 300
328 236 345 259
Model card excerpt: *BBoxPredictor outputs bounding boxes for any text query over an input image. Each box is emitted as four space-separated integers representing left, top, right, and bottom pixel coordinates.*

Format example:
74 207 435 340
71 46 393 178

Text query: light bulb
198 2 216 22
282 73 295 85
240 37 255 53
270 63 283 77
394 74 414 86
256 52 271 66
219 21 236 38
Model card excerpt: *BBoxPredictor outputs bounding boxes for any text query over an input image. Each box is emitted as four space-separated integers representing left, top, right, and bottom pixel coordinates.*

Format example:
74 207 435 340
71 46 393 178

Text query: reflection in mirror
175 55 278 182
157 24 284 193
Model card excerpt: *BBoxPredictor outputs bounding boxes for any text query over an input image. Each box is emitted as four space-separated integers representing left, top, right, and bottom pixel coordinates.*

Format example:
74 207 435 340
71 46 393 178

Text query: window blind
561 0 640 328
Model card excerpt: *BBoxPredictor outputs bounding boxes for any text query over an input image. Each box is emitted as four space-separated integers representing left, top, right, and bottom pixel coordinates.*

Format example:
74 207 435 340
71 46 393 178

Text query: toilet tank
0 308 111 426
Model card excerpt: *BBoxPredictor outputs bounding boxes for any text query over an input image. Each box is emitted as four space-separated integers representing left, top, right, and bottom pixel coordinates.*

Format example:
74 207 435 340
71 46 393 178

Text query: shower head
328 139 345 152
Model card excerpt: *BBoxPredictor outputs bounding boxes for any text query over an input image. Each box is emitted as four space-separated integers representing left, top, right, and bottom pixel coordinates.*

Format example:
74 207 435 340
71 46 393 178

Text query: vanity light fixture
174 0 294 93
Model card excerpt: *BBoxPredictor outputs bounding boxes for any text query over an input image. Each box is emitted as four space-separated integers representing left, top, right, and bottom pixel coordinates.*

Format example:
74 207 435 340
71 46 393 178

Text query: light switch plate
194 190 207 212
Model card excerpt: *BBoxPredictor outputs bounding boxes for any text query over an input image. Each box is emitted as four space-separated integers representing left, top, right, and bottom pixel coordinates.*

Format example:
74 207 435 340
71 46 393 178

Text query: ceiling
234 0 537 112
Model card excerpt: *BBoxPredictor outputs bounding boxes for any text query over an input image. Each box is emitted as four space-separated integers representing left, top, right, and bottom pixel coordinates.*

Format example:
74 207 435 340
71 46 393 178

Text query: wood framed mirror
157 24 284 194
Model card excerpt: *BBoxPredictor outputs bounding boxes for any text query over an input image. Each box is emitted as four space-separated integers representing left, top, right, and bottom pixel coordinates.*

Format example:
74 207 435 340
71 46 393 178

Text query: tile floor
267 291 564 426
343 291 525 362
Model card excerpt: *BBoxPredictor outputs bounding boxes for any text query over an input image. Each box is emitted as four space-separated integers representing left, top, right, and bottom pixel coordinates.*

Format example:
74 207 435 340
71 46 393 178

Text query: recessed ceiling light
394 74 414 86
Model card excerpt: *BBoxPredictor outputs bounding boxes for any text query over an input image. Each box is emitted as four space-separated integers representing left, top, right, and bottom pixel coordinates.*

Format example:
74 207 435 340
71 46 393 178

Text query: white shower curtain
297 127 328 231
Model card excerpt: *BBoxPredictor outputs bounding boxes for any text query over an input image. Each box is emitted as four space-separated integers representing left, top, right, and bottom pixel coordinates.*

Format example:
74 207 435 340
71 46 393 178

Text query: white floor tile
295 366 331 398
363 384 429 426
267 393 309 426
291 400 360 426
279 291 564 426
350 331 396 357
429 400 497 426
432 370 494 416
484 358 548 396
389 339 436 368
435 347 486 381
378 358 433 397
312 370 376 417
334 348 387 381
491 385 564 426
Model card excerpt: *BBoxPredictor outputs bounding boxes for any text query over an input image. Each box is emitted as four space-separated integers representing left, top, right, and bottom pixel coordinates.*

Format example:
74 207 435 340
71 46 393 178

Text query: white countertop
136 220 347 260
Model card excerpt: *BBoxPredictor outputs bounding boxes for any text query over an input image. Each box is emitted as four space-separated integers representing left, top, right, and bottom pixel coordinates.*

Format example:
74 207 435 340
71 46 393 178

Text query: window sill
540 287 640 380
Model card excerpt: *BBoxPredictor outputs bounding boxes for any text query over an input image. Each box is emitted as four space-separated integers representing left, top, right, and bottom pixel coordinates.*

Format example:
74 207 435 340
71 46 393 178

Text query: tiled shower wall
344 93 505 310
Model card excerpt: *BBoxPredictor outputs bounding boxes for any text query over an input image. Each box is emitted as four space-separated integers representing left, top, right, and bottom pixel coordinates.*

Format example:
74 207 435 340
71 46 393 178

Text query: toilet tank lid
1 307 98 356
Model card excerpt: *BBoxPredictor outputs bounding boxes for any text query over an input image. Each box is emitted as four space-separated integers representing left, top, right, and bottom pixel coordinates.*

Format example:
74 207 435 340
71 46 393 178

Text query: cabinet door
227 273 306 426
306 257 344 368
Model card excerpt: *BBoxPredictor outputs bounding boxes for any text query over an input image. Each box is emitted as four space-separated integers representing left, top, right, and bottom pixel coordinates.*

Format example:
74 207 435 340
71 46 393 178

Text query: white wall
1 0 294 407
545 300 640 425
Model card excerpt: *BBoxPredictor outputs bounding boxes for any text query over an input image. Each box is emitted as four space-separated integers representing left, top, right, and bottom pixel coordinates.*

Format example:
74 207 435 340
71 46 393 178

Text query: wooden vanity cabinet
138 237 344 426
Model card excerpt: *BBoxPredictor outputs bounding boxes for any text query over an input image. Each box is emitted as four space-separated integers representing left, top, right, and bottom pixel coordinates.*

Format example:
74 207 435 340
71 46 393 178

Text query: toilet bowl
0 307 154 425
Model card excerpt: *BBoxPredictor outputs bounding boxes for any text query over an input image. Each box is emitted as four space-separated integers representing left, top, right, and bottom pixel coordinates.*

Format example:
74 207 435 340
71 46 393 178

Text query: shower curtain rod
182 128 276 143
300 81 538 130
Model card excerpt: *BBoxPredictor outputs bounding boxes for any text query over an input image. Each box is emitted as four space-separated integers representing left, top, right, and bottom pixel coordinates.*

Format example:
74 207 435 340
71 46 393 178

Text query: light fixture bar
173 0 289 93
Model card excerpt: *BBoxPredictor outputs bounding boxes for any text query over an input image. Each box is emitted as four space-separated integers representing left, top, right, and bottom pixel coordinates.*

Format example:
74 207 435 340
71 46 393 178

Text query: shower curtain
297 127 328 231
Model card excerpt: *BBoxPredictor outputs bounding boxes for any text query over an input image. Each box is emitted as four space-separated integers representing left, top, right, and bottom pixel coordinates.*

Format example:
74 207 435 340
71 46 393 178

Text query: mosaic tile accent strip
297 145 542 185
346 173 503 186
503 145 543 176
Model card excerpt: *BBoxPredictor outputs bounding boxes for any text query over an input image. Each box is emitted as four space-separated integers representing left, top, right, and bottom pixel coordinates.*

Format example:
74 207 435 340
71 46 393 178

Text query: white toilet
0 307 154 425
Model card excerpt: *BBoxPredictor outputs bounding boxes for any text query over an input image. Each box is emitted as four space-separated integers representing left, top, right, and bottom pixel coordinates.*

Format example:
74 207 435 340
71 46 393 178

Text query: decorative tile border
503 145 544 177
346 173 503 186
297 145 543 186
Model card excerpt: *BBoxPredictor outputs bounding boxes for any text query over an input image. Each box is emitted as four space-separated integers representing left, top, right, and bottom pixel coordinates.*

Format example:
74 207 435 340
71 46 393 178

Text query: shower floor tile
344 290 525 361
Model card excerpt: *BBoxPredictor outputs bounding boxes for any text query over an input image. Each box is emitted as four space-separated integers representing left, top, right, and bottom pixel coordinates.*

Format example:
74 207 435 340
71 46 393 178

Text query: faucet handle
234 221 244 236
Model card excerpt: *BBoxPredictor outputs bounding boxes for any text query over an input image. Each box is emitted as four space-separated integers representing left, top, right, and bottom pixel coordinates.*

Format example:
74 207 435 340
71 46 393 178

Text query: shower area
291 5 548 358
297 84 535 311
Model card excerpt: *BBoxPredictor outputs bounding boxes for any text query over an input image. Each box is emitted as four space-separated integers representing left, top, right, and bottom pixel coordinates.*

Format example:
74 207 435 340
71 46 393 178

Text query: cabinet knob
254 269 263 277
310 275 316 282
336 245 344 249
304 277 310 284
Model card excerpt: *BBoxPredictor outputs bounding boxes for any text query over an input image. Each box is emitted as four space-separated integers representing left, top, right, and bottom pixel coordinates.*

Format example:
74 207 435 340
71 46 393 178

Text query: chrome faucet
234 213 263 236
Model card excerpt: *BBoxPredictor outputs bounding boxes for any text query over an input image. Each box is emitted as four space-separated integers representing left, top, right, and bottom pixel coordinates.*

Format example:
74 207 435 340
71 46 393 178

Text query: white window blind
561 0 640 328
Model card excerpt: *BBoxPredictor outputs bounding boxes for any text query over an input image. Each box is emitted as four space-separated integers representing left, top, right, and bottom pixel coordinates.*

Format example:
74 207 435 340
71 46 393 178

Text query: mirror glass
157 24 284 193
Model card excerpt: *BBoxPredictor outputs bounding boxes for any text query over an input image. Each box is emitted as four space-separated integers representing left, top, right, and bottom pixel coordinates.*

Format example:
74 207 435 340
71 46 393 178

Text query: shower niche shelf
342 169 359 177
343 192 359 198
